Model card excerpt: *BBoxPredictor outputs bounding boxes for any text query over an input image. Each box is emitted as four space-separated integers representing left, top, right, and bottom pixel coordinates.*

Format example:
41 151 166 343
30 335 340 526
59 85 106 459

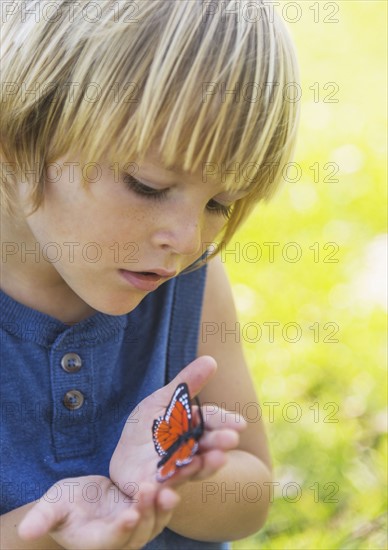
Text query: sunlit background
225 2 387 548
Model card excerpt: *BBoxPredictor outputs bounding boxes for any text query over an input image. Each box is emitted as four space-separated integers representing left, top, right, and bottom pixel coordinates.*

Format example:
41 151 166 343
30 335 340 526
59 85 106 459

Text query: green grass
226 2 387 548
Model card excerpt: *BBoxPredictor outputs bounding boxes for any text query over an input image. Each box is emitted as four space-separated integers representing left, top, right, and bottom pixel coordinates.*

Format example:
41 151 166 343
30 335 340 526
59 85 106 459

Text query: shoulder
198 254 246 378
201 254 236 321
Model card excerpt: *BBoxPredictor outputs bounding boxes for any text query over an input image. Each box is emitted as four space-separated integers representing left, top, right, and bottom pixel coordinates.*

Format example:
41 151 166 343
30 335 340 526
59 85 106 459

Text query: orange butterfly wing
152 388 191 456
156 438 198 482
152 383 203 482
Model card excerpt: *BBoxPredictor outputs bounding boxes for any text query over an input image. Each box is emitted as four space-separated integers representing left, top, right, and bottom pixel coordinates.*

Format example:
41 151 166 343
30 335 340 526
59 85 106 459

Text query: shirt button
63 390 84 410
61 353 82 373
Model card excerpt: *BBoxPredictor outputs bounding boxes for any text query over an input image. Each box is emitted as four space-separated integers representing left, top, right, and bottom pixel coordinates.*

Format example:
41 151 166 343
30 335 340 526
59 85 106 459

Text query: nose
151 208 203 257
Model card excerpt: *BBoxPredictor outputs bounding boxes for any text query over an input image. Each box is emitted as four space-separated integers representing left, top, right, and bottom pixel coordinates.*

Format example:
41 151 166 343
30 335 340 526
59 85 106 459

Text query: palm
111 388 189 488
110 356 244 494
18 475 174 550
49 478 137 550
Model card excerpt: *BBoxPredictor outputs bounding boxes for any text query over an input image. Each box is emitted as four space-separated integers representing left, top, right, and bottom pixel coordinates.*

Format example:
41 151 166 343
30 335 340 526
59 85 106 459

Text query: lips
119 269 177 291
130 272 162 281
141 268 177 278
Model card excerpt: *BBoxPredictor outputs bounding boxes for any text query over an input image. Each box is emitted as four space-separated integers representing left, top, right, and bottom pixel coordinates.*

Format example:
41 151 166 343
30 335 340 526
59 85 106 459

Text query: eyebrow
216 186 253 201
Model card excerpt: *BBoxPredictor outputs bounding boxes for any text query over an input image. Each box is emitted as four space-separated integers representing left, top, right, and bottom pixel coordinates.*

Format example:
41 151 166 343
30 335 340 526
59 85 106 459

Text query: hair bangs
51 0 299 201
1 0 300 252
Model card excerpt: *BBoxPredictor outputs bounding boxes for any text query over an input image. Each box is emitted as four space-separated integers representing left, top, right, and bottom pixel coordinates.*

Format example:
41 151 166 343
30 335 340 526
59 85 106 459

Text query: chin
92 295 145 317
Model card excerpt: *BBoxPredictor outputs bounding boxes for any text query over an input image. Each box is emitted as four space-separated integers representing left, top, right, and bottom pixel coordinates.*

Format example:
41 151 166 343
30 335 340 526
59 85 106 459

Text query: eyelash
123 174 233 219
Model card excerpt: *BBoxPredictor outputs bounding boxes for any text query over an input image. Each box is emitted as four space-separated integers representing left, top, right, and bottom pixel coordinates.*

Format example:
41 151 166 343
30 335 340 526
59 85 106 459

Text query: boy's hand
110 356 247 491
18 475 180 550
18 356 246 550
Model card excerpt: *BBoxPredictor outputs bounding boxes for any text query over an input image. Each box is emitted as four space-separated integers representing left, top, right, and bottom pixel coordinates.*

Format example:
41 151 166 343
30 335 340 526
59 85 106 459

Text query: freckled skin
1 153 239 321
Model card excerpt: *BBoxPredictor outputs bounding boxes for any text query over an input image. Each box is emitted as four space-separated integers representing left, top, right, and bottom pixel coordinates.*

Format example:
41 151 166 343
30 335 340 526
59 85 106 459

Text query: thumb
18 499 68 540
165 355 217 398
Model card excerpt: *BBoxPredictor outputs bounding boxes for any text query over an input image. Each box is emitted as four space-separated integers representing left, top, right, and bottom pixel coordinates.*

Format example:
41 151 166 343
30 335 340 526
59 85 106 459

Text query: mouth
134 271 163 280
141 268 178 278
119 269 176 291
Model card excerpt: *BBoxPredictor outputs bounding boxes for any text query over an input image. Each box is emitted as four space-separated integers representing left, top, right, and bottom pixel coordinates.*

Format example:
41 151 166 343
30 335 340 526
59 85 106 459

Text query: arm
167 255 273 541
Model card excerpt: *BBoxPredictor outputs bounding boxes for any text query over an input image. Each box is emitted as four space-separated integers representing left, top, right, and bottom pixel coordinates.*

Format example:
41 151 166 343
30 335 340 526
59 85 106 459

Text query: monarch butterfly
152 383 204 482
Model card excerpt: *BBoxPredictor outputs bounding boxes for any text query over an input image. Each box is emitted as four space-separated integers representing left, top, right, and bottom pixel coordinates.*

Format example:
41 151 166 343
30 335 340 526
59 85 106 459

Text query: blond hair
1 0 300 260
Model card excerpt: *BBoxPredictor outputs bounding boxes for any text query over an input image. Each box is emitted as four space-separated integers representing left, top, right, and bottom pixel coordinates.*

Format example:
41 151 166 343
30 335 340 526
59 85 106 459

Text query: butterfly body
152 383 203 481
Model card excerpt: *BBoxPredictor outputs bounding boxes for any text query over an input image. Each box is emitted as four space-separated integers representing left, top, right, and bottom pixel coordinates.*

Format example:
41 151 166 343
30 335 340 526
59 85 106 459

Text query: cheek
203 216 228 241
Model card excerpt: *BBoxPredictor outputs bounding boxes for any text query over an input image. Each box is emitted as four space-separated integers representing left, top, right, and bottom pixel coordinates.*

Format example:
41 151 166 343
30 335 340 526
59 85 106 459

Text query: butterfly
152 383 204 482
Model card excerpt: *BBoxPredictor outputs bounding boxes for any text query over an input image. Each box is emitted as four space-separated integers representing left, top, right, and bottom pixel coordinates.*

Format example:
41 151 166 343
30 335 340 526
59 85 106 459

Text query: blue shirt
0 261 229 549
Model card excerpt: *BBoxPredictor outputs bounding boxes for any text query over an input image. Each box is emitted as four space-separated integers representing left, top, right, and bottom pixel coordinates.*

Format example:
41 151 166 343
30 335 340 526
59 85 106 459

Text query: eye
123 174 168 200
123 174 234 219
206 200 233 220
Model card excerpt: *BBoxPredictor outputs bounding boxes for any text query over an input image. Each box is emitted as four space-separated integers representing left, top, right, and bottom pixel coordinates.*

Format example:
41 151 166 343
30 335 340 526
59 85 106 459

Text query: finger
152 488 180 536
198 428 240 451
115 508 140 531
189 450 228 481
125 485 159 549
164 355 218 399
18 501 68 540
134 482 157 512
197 405 247 431
101 507 140 547
159 450 228 487
157 487 180 512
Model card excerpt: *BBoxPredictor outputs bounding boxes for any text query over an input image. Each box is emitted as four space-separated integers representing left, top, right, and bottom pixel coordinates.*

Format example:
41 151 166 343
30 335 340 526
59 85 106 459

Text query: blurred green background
226 1 387 548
